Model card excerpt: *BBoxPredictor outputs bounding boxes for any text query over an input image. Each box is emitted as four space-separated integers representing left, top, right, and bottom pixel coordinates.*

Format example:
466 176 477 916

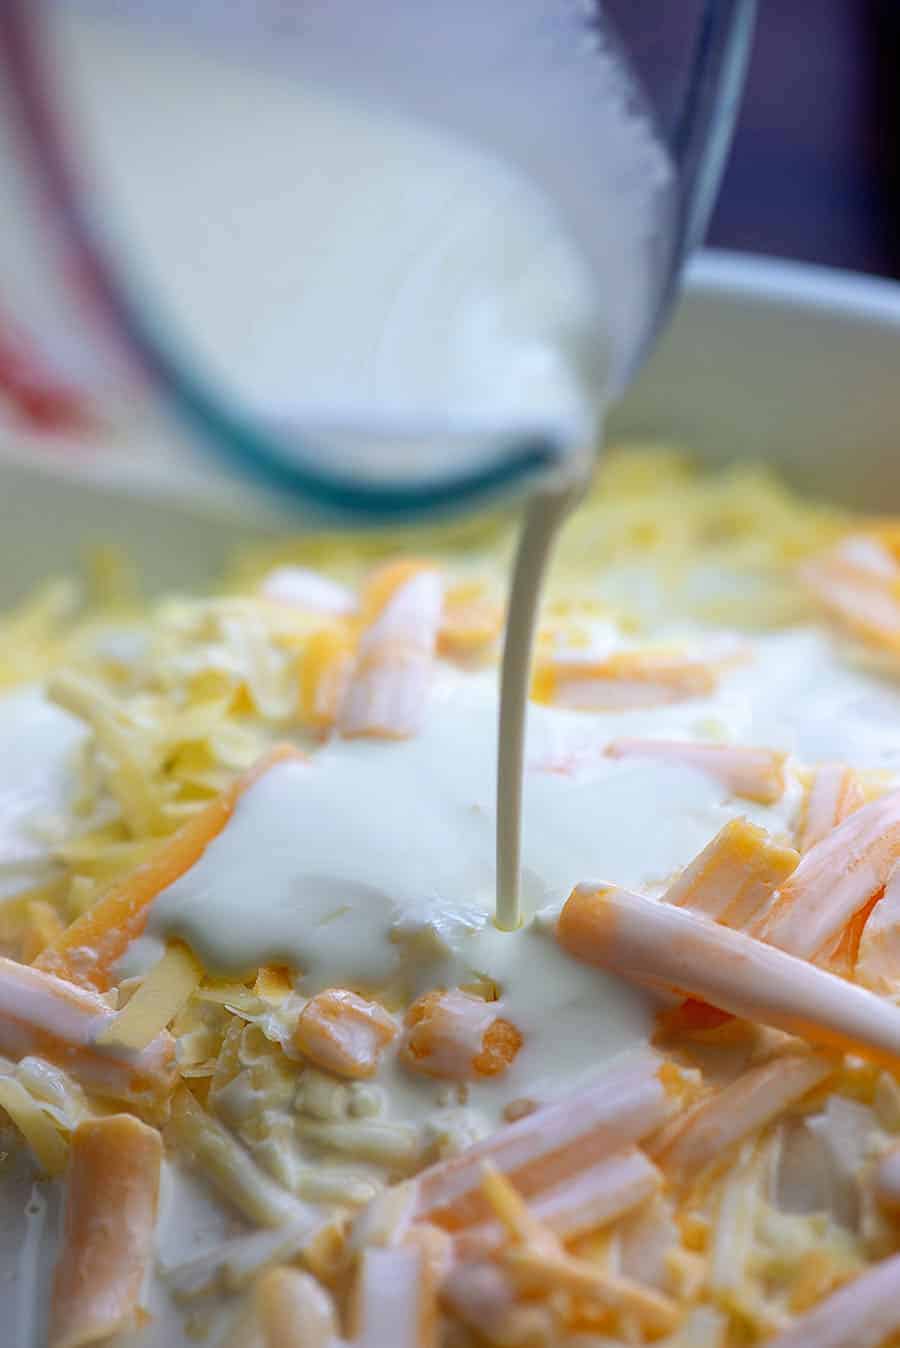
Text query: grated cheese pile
4 446 900 1348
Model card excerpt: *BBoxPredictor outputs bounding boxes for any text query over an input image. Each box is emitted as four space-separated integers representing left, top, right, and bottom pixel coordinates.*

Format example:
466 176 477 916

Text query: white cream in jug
55 8 671 456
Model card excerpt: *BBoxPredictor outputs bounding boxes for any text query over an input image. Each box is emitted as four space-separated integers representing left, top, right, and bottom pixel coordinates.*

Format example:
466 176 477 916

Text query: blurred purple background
708 1 900 277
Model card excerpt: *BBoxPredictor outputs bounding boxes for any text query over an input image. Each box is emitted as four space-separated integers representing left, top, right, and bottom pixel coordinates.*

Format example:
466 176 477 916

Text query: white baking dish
611 250 900 510
3 248 900 1343
3 248 900 604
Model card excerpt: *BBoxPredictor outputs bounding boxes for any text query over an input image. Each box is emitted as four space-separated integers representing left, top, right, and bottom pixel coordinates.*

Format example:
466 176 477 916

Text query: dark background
707 0 900 277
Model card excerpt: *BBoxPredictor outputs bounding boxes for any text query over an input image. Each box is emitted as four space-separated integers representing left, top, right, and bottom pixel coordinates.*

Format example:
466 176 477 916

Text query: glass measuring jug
0 1 756 520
